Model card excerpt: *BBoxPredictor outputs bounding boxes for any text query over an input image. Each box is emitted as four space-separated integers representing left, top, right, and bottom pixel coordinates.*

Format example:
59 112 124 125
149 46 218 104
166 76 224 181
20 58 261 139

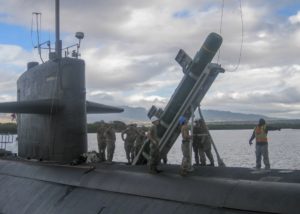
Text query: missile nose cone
203 32 223 53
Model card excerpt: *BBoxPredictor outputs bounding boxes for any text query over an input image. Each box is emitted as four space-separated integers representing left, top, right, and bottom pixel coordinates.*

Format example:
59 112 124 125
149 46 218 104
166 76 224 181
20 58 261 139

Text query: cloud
1 1 300 118
0 44 37 101
289 11 300 24
203 65 300 118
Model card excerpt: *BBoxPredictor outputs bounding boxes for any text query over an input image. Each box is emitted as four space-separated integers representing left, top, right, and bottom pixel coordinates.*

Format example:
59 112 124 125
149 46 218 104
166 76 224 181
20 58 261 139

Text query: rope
229 0 244 72
216 0 244 72
30 15 35 48
37 13 44 63
217 0 224 64
49 61 60 158
31 12 45 63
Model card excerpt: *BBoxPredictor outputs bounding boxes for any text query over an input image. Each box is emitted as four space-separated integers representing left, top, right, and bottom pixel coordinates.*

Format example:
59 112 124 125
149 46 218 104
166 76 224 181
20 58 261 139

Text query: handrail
0 133 14 150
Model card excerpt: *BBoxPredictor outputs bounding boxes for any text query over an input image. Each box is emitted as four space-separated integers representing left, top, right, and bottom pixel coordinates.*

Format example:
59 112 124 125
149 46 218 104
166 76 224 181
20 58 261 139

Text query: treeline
0 123 17 134
87 121 128 133
0 121 130 134
1 121 300 134
207 123 300 130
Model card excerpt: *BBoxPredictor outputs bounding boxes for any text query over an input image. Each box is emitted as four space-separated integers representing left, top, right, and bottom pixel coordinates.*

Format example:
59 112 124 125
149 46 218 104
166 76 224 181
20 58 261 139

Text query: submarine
0 1 300 213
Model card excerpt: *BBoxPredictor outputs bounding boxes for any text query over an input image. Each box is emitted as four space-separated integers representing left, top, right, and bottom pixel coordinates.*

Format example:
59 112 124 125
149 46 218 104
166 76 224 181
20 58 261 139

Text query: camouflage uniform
199 120 214 166
181 123 191 174
121 126 137 163
148 124 160 172
199 137 214 166
192 123 202 165
134 128 146 157
97 123 106 162
193 122 214 166
104 126 116 162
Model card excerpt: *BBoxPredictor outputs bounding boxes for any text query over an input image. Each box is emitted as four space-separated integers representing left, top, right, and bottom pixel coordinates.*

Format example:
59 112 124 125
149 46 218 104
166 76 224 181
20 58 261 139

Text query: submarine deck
0 158 299 214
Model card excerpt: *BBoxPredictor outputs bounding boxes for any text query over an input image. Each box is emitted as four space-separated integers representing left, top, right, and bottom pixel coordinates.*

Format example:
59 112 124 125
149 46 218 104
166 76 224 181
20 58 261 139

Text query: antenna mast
55 0 62 59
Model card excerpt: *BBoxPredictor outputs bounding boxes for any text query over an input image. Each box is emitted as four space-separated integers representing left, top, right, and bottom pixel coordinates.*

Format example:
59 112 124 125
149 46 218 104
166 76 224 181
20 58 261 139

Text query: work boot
149 169 158 174
106 160 113 164
207 163 215 167
155 168 163 173
149 166 158 174
179 169 188 177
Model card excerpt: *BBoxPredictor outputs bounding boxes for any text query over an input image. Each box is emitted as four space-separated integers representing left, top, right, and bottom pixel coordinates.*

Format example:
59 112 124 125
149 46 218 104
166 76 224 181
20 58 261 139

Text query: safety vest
255 125 268 143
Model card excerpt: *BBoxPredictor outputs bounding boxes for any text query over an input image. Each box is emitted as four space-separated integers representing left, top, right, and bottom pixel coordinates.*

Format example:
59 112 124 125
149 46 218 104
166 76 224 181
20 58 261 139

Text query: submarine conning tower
17 58 87 162
0 0 123 162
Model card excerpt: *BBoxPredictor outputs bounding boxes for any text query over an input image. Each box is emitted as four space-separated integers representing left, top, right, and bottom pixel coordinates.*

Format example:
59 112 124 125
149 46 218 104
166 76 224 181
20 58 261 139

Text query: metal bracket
175 49 192 74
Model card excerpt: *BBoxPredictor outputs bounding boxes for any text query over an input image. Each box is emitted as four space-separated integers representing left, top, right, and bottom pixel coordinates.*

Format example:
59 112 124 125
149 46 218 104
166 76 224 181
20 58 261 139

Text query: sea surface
4 129 300 170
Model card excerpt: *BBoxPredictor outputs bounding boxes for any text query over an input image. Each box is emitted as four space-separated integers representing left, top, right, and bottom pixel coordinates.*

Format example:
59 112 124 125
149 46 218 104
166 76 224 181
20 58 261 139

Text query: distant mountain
202 110 273 122
0 113 13 123
0 107 297 125
86 106 277 123
87 106 148 123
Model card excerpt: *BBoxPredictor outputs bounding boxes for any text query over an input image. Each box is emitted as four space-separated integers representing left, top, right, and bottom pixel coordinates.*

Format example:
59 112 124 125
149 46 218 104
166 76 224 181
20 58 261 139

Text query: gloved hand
249 140 253 146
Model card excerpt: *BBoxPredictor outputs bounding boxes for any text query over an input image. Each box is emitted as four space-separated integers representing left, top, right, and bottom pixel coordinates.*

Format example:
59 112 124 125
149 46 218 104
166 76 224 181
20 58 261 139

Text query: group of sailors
96 122 147 164
96 116 278 176
96 118 214 172
148 116 214 175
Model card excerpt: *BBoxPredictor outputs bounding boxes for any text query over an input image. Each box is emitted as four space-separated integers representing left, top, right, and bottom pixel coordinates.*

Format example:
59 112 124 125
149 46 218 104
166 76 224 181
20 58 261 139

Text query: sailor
192 119 202 165
249 118 280 169
197 119 214 166
147 116 162 174
104 123 116 163
96 121 107 162
179 116 192 176
11 113 16 121
134 127 146 157
121 124 138 164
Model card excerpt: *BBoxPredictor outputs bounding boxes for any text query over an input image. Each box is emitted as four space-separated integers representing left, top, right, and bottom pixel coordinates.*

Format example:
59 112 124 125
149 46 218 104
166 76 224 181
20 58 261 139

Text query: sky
0 0 300 119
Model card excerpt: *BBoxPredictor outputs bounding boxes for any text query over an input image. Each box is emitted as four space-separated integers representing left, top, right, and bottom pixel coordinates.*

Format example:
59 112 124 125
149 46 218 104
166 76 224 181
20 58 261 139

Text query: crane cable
217 0 244 72
31 12 45 63
217 0 225 64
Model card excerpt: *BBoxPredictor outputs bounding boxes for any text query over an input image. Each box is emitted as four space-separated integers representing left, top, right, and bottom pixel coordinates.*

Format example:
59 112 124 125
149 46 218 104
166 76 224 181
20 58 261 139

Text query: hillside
87 106 278 123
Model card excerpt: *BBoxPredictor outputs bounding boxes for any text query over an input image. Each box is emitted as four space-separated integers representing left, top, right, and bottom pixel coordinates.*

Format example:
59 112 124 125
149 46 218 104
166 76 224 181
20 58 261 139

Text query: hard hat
151 116 159 123
179 116 186 125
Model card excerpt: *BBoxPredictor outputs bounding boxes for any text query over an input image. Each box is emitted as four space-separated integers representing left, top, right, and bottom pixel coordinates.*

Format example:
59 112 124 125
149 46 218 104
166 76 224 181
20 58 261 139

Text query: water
5 129 300 170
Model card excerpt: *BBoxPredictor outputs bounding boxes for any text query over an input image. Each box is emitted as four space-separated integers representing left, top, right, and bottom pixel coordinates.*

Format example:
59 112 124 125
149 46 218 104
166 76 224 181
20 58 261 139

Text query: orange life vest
255 125 268 143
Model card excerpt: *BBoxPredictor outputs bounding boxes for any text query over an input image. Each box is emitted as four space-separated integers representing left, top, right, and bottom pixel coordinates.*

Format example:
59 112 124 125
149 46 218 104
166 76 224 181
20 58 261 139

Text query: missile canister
156 32 222 138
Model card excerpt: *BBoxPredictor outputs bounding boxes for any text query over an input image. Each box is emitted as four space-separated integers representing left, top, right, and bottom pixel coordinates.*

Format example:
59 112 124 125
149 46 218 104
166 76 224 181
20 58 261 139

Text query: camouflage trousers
199 148 214 166
124 141 134 163
192 142 201 164
256 144 270 169
181 141 191 172
106 140 115 162
193 142 214 165
97 140 106 162
148 142 160 171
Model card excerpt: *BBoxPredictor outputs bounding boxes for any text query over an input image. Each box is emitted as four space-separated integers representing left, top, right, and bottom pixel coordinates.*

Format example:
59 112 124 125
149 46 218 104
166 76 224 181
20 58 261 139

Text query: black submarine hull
0 159 299 214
